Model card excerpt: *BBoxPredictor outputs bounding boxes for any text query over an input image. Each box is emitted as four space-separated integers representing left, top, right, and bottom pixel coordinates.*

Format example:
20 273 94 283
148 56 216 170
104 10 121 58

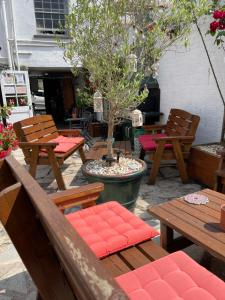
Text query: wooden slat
19 115 53 127
101 254 131 277
137 240 168 261
25 126 58 142
119 246 150 269
201 189 225 204
23 120 56 135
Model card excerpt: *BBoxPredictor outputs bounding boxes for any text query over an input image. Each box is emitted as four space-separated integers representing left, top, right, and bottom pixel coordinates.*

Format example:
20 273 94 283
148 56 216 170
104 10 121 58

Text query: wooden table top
85 140 132 161
149 189 225 262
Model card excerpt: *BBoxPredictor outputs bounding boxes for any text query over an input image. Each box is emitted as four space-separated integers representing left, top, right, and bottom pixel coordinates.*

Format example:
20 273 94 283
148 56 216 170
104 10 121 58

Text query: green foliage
61 0 209 156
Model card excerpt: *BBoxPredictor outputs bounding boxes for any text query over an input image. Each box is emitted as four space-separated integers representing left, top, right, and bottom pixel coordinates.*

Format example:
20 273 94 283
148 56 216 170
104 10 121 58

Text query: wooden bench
0 156 168 299
13 115 86 190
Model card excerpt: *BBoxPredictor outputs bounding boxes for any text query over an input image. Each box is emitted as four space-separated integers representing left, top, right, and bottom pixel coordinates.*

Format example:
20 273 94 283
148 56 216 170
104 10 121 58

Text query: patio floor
0 149 225 299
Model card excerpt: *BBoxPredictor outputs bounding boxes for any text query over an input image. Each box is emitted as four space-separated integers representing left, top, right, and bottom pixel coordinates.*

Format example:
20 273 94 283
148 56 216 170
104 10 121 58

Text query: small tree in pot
63 0 209 161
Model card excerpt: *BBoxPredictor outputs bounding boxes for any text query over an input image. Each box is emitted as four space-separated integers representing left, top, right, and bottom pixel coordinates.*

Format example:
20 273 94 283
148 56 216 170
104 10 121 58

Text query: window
34 0 68 34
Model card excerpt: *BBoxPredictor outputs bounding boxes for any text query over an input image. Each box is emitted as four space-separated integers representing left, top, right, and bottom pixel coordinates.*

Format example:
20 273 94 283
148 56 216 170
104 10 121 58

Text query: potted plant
62 0 209 208
0 106 18 159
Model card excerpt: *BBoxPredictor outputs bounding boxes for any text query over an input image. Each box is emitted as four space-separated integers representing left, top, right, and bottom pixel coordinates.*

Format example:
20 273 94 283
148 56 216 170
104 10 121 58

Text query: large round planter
82 158 146 210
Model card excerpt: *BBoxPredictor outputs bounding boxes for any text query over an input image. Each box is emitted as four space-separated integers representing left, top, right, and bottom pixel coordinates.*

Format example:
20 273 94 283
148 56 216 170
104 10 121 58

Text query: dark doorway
43 78 65 123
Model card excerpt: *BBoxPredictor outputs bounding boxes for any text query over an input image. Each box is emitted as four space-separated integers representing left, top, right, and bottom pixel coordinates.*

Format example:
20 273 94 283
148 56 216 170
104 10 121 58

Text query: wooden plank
119 246 150 269
137 240 168 261
23 120 56 135
173 198 221 219
19 115 53 127
201 189 225 204
25 126 58 142
101 254 131 277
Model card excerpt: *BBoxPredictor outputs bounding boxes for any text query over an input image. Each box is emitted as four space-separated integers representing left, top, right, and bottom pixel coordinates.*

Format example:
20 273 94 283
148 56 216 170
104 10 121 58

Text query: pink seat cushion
138 133 172 151
52 135 84 145
66 201 159 258
42 136 84 153
116 251 225 300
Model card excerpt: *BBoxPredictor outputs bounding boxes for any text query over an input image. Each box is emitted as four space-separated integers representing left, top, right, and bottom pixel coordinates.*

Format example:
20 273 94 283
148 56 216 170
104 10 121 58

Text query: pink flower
0 123 4 133
213 10 225 19
210 21 220 32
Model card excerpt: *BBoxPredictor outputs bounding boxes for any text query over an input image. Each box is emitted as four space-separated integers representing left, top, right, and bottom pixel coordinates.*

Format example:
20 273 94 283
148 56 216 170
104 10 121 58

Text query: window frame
34 0 68 35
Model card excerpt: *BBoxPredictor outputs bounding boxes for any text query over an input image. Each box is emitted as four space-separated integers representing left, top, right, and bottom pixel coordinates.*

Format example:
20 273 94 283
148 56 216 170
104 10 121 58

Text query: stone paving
0 149 225 299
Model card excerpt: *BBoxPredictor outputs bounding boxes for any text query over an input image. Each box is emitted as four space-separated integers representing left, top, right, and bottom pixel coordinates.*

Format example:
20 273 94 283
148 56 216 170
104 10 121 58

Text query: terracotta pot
220 204 225 231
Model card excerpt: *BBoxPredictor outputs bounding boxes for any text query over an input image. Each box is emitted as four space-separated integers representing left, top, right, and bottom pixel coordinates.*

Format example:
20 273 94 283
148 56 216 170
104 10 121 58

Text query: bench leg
78 146 86 163
172 140 188 183
29 147 39 178
47 148 66 190
148 141 166 185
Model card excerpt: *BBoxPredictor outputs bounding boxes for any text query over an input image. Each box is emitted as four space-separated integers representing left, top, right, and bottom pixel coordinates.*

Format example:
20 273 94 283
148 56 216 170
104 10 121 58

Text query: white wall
0 0 73 69
158 17 225 145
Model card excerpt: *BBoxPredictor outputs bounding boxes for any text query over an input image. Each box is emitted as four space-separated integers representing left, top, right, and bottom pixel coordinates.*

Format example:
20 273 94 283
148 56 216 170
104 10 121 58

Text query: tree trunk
107 112 114 159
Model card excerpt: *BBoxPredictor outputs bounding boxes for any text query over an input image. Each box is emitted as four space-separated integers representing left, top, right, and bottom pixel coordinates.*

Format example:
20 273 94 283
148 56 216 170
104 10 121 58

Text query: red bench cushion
138 133 172 151
66 201 158 258
116 251 225 300
52 135 84 144
43 136 84 153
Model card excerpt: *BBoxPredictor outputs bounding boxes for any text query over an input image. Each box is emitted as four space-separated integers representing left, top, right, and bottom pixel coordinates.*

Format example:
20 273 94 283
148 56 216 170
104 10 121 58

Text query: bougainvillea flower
213 10 225 19
210 21 220 32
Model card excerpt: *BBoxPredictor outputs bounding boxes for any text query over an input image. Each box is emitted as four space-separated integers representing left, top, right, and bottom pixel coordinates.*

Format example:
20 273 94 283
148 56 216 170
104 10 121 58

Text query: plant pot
220 204 225 231
82 158 146 210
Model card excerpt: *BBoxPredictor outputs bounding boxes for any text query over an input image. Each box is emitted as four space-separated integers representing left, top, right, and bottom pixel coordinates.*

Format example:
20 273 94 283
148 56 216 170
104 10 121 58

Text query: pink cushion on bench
42 136 84 153
138 134 172 151
52 135 84 144
116 251 225 300
66 201 159 258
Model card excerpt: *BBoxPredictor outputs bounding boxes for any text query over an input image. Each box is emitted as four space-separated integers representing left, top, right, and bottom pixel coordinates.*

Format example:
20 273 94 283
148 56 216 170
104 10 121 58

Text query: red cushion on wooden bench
116 251 225 300
66 201 159 258
52 135 84 144
44 136 84 153
138 134 172 151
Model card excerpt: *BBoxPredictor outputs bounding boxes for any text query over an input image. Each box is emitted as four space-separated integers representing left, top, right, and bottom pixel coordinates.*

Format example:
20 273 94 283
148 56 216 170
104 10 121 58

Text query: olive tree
63 0 209 159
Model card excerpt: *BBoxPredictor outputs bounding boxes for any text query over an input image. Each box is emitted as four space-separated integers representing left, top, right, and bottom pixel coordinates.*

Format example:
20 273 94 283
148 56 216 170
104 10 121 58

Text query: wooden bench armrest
143 124 167 133
19 142 58 149
153 136 194 143
58 129 81 137
50 182 104 210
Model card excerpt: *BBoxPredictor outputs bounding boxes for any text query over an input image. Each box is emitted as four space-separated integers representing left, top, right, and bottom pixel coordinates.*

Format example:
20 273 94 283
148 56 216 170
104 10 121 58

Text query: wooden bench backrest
13 115 59 143
165 109 200 138
0 157 127 300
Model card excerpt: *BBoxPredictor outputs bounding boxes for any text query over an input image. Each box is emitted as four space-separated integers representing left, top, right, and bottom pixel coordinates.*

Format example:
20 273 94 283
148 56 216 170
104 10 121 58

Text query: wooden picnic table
149 189 225 262
84 140 132 161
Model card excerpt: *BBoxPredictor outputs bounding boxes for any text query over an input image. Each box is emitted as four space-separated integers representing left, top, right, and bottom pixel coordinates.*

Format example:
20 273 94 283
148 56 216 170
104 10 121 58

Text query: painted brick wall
158 18 225 144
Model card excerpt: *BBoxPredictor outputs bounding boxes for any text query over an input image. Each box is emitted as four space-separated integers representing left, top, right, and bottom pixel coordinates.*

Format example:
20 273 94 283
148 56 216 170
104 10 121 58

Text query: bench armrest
50 182 104 210
19 142 58 149
58 129 81 137
143 124 167 133
153 136 194 143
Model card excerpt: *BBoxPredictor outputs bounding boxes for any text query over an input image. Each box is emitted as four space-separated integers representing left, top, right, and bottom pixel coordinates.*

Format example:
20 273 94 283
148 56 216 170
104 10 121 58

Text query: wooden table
84 140 132 161
149 189 225 262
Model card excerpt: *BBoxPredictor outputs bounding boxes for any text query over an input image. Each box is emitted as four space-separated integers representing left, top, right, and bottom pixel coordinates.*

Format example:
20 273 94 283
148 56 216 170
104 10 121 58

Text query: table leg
160 222 174 250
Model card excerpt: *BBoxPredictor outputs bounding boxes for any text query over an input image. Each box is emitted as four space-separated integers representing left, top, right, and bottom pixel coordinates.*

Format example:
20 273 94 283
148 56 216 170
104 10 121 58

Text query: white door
1 70 33 123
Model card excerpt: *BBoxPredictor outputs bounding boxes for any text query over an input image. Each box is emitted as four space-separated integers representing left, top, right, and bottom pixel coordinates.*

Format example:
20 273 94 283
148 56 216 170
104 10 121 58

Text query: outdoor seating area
2 1 225 299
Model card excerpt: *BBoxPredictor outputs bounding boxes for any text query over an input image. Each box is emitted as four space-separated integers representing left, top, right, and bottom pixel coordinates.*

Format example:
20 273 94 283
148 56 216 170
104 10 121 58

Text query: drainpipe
9 0 20 70
2 0 13 69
